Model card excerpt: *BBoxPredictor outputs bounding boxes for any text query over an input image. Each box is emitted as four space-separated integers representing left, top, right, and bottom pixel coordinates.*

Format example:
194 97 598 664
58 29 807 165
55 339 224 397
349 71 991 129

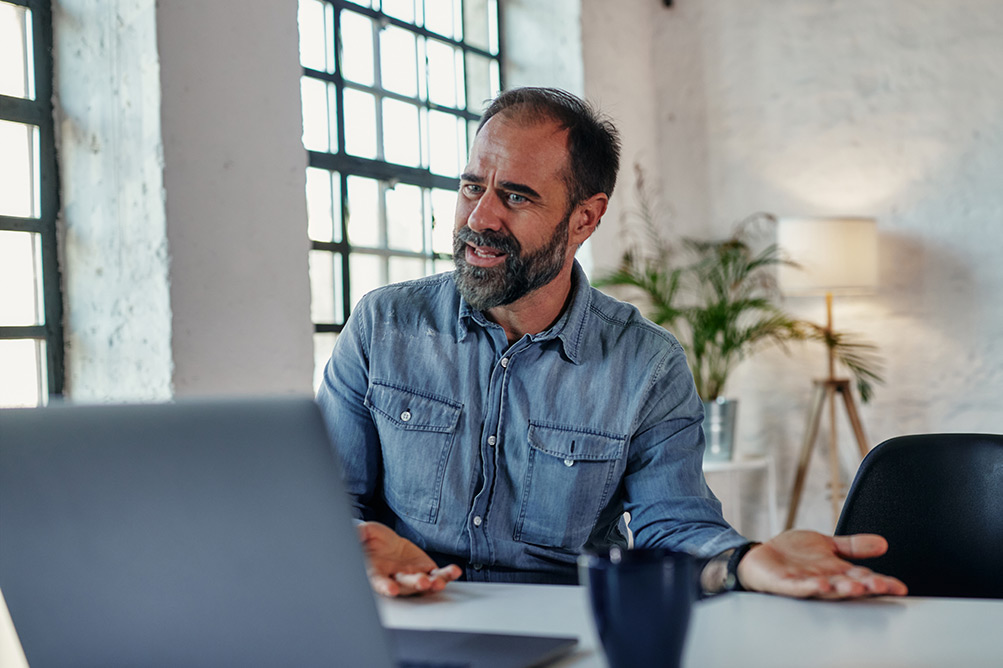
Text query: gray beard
453 215 570 311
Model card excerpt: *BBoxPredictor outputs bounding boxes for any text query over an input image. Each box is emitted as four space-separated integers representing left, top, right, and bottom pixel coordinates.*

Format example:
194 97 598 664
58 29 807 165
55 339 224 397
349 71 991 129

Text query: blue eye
507 193 528 204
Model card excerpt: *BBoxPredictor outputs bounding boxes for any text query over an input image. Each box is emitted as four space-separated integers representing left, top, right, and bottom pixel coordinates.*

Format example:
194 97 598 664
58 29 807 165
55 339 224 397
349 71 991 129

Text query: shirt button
500 357 509 368
487 435 497 447
400 410 412 422
473 515 483 527
472 563 483 571
564 458 575 467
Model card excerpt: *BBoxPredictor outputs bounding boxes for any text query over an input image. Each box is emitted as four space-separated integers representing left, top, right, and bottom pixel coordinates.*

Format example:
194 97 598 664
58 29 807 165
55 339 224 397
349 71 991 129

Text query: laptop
0 397 576 668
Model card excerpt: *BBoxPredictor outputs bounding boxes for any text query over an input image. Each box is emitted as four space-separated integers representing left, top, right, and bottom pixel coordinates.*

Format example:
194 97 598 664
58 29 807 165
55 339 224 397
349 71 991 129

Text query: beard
453 214 570 311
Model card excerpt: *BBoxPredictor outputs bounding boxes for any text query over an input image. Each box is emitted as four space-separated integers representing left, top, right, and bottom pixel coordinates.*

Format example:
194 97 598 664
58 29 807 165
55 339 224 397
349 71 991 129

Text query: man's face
453 114 575 311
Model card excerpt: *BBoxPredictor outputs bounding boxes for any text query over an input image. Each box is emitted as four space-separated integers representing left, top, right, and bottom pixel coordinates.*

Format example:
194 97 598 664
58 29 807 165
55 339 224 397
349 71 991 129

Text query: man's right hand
357 521 462 597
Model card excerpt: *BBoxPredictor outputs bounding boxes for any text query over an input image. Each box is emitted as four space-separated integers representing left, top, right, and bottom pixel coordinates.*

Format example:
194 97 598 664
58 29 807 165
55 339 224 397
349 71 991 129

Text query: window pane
428 110 464 176
343 88 378 158
382 98 421 167
386 183 423 252
313 332 339 392
309 250 344 325
0 120 39 218
426 39 458 107
306 168 343 242
345 0 373 8
430 187 457 255
0 338 45 408
340 11 375 86
465 51 495 113
380 25 418 97
489 57 500 100
0 3 31 99
389 256 427 284
309 250 335 323
298 0 333 73
301 77 336 152
346 176 381 247
423 0 457 39
0 230 43 326
461 0 492 52
349 252 384 306
382 0 415 24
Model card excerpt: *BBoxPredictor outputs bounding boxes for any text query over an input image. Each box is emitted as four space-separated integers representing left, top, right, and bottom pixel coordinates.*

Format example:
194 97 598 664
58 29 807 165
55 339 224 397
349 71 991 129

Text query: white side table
703 456 779 539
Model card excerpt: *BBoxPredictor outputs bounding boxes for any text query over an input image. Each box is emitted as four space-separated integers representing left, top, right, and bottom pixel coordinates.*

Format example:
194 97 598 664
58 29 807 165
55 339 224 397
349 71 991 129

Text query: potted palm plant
595 175 882 460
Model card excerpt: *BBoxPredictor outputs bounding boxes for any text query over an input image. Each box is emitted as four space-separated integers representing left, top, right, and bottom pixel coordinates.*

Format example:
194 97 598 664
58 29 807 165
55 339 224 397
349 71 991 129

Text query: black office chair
834 433 1003 598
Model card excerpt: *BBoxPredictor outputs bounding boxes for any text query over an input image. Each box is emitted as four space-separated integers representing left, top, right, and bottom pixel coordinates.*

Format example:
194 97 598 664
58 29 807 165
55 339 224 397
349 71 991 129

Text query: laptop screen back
0 397 396 668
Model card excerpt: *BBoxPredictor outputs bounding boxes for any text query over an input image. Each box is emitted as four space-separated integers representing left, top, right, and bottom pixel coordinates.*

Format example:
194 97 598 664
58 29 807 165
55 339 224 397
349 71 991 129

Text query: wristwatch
723 541 760 592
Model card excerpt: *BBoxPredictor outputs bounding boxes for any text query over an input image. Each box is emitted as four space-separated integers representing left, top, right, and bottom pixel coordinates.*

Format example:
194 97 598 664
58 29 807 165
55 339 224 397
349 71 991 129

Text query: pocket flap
527 422 625 462
365 382 462 432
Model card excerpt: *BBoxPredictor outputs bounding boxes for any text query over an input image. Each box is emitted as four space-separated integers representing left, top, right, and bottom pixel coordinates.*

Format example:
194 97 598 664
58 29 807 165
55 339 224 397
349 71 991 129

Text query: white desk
378 582 1003 668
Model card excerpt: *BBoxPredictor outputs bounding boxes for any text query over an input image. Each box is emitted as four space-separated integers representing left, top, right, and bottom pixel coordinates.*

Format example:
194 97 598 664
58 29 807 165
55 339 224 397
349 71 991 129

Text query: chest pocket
514 421 626 548
365 381 462 523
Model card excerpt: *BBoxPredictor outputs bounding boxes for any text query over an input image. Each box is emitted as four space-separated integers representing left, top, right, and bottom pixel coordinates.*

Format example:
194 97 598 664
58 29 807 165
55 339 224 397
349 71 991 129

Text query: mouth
465 242 507 268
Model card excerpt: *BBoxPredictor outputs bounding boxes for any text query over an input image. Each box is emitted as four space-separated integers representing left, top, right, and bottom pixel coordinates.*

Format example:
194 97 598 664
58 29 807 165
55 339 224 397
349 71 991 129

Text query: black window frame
302 0 504 337
0 0 63 400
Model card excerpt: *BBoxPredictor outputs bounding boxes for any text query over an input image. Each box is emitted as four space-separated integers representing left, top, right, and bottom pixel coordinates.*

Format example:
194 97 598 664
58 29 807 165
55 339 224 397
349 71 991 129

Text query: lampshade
777 217 878 295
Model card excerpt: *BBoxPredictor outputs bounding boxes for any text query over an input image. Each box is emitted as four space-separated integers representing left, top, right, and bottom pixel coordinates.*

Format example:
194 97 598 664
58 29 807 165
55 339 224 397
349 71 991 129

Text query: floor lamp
778 217 878 529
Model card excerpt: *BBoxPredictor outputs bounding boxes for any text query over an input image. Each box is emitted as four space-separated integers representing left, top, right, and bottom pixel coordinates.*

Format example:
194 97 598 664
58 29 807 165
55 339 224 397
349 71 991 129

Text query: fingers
373 564 464 598
782 570 909 600
393 571 437 595
431 564 463 583
369 573 402 597
832 533 889 559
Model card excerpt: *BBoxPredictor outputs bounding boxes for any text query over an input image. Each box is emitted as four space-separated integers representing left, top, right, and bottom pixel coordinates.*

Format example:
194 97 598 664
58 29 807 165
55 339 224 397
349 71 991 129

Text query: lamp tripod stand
784 293 870 530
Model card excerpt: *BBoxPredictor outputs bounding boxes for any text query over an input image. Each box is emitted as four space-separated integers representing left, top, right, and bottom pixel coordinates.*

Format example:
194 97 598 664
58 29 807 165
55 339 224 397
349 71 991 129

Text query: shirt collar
455 260 593 364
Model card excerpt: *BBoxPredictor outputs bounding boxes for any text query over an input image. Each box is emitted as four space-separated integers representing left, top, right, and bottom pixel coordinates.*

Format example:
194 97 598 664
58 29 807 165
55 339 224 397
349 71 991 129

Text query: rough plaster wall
643 0 1003 534
580 0 661 276
502 0 584 95
157 0 313 396
53 0 173 402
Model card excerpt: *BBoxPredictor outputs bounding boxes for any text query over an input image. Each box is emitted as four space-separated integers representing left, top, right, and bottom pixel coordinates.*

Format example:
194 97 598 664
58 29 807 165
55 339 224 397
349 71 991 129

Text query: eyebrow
460 172 542 200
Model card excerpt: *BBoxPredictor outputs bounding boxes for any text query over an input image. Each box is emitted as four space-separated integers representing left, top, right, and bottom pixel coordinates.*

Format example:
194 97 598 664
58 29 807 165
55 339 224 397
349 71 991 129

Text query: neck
485 262 576 344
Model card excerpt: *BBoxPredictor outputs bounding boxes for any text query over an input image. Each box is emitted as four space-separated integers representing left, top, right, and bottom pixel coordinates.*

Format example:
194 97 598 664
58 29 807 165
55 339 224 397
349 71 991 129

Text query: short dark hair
478 87 621 211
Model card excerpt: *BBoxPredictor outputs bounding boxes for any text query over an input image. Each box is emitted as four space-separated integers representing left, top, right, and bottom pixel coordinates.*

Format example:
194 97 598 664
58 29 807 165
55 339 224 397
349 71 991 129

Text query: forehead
466 114 570 191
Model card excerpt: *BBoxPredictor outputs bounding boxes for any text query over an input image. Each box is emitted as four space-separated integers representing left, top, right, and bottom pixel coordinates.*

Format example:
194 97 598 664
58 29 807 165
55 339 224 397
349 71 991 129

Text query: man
317 87 906 600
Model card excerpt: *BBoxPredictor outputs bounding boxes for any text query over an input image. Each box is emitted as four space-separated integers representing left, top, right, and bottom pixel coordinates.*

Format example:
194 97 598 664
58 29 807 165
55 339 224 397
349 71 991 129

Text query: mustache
454 226 522 256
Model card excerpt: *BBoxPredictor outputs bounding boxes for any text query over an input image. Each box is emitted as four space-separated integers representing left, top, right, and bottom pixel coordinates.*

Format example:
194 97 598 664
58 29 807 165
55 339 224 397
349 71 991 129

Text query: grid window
0 0 62 407
298 0 501 387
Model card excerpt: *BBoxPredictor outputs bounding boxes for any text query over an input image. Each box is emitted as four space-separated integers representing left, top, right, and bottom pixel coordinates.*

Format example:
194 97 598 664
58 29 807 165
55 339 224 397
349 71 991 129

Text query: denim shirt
317 261 747 584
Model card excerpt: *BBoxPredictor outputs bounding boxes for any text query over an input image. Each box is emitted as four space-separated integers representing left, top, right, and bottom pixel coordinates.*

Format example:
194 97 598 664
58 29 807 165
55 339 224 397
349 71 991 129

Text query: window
0 0 61 407
298 0 501 386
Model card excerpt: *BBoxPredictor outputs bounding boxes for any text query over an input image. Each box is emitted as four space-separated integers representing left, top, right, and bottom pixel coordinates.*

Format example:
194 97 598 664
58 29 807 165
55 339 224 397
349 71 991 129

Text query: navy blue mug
579 547 697 668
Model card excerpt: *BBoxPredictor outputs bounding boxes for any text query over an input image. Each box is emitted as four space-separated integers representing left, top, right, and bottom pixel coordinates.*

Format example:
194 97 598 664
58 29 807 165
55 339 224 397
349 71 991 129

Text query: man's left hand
737 530 909 599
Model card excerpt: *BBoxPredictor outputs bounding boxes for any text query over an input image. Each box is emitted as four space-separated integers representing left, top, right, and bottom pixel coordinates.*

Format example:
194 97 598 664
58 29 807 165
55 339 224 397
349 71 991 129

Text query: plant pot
702 398 738 462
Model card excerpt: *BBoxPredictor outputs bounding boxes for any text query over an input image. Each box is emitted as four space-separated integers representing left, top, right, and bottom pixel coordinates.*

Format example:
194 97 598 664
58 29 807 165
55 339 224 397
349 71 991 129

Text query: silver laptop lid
0 397 395 668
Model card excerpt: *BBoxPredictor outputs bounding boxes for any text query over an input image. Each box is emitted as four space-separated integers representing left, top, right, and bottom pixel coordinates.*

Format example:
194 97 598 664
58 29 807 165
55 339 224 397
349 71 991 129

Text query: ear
568 193 608 245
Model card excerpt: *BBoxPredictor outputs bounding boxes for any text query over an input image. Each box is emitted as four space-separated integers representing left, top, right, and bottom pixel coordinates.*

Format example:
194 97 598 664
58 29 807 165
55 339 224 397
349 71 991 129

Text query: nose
465 189 505 234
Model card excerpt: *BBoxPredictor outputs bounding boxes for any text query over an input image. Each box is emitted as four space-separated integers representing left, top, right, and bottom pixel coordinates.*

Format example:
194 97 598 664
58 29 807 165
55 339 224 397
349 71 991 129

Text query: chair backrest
835 433 1003 598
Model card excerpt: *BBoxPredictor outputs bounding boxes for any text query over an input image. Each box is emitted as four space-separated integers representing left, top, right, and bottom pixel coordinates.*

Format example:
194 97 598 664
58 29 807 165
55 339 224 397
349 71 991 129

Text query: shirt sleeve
315 299 382 521
622 345 749 558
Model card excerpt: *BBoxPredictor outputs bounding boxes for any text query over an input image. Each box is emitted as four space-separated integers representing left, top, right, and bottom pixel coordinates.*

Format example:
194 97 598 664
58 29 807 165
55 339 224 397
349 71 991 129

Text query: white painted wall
580 0 662 275
157 0 313 397
582 0 1003 533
